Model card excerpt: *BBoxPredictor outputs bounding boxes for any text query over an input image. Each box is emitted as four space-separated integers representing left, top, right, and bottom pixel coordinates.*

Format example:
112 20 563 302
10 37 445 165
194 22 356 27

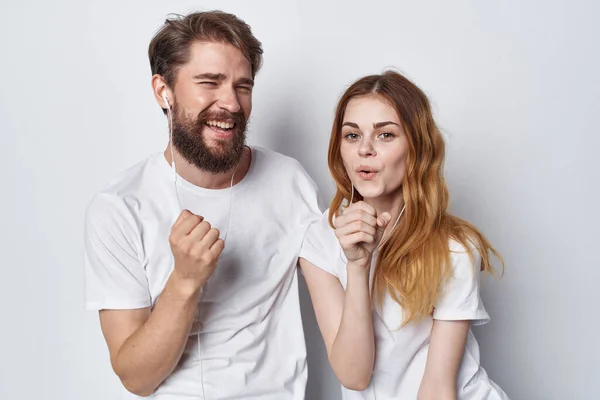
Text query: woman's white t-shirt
300 210 510 400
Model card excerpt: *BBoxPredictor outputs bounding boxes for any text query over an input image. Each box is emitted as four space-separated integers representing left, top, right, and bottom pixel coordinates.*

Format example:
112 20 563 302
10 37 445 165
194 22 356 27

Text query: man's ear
151 74 172 110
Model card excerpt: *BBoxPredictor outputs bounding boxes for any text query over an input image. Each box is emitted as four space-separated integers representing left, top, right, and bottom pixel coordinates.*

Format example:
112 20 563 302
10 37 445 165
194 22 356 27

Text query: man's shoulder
252 146 303 168
251 146 312 183
86 153 163 221
96 153 162 195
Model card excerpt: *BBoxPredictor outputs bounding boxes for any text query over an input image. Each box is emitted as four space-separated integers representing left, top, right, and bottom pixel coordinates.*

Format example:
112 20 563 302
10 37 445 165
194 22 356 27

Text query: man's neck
163 146 251 189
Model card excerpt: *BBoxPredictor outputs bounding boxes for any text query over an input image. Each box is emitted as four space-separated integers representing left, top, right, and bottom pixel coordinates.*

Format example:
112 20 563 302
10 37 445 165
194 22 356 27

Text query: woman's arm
299 258 375 391
299 201 390 390
418 320 470 400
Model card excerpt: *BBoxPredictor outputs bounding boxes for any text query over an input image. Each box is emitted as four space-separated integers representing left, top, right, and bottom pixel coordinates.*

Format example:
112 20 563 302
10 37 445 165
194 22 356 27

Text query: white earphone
163 90 181 210
162 91 170 110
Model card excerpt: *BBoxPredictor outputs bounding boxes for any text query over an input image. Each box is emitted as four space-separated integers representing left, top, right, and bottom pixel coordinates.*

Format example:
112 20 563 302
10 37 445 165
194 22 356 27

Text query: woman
299 71 509 399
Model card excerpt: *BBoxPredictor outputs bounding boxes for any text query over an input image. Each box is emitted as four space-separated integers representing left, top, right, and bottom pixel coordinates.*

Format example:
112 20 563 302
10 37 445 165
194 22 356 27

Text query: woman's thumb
377 212 392 228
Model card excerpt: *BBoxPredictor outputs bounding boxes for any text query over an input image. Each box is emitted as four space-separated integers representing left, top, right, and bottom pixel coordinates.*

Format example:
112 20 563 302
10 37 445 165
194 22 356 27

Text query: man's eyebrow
192 73 226 80
192 73 254 87
236 77 254 86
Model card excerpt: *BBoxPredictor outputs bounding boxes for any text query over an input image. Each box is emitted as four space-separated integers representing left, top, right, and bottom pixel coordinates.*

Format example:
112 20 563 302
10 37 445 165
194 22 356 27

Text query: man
85 10 321 399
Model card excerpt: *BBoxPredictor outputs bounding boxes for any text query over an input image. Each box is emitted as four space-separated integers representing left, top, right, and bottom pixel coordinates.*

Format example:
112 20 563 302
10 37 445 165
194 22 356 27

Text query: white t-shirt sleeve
433 240 490 325
84 193 151 311
299 212 339 278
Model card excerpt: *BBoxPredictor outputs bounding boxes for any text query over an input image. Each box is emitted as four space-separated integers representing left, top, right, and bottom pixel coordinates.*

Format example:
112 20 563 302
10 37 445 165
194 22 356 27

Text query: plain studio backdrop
1 0 598 399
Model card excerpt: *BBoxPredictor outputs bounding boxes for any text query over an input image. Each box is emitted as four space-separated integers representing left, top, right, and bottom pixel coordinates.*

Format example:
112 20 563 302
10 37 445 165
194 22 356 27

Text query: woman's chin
356 186 401 204
356 189 383 202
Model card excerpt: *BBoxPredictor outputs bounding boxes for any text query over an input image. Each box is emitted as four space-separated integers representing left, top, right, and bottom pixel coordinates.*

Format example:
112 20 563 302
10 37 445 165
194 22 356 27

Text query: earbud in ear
162 92 170 110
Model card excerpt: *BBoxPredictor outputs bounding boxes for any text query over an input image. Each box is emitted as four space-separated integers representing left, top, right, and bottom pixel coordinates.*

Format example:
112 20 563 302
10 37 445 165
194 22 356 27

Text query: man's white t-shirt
300 210 510 400
85 147 321 399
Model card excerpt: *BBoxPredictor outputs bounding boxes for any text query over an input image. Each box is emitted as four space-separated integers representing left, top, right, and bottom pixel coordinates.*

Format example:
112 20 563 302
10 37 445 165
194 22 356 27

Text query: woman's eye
379 132 395 140
344 133 360 140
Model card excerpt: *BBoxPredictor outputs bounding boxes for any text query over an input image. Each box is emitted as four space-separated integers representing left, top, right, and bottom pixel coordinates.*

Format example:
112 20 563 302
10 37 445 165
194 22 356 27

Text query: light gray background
1 0 598 399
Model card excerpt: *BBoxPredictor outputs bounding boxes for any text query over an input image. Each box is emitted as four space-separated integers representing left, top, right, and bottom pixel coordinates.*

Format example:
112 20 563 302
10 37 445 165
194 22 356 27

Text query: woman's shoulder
300 208 344 277
448 236 480 259
306 208 337 241
446 236 483 280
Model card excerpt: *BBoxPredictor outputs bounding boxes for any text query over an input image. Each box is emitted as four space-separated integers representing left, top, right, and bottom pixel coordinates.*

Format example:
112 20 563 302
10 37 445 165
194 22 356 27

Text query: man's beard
171 103 247 174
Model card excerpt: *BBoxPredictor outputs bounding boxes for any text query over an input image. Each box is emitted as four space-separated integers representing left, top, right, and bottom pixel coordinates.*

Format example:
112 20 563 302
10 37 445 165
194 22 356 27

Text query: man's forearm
114 274 202 396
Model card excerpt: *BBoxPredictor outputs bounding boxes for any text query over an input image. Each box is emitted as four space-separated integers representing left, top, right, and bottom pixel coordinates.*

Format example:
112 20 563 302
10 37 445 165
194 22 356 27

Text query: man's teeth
206 120 234 129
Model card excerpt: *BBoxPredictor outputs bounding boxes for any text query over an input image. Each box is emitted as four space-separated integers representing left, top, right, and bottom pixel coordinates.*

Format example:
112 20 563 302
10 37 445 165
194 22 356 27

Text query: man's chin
203 139 233 156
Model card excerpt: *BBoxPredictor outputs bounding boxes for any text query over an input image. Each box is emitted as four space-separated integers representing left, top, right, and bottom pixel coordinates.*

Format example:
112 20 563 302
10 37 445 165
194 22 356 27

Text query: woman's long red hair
327 71 503 326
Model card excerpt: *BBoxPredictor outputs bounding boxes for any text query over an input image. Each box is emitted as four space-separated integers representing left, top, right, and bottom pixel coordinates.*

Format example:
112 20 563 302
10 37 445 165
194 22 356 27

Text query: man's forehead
184 42 252 73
